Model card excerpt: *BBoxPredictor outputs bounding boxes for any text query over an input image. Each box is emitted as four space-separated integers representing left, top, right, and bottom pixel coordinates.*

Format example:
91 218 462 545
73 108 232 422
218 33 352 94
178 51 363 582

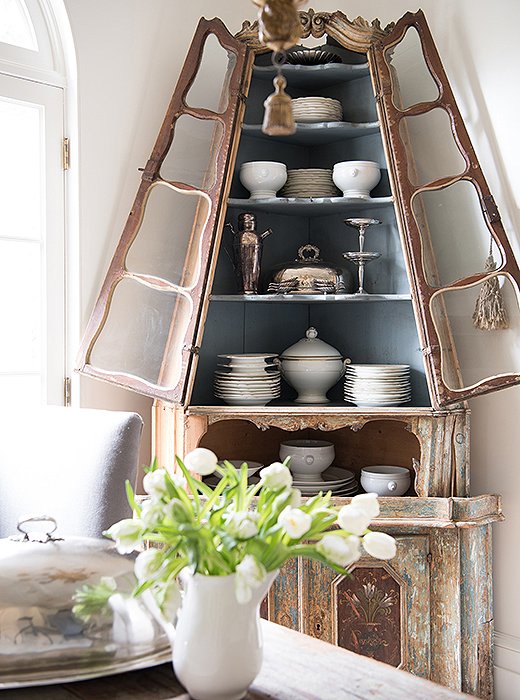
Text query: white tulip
317 533 361 568
155 580 182 620
134 548 163 581
337 504 372 536
351 492 380 519
259 462 293 490
362 531 397 560
223 511 260 540
171 471 188 490
183 448 218 476
142 469 169 498
140 499 165 528
105 518 143 554
288 488 302 507
278 506 312 539
235 555 267 604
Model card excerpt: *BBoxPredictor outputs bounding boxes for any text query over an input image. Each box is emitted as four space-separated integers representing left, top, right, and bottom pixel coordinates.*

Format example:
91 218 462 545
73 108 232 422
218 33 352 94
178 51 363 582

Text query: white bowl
360 466 411 496
218 460 263 477
279 439 335 481
239 161 287 199
332 160 381 199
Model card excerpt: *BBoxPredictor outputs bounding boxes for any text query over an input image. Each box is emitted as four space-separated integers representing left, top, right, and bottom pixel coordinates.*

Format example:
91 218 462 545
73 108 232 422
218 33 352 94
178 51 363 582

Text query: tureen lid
280 327 342 359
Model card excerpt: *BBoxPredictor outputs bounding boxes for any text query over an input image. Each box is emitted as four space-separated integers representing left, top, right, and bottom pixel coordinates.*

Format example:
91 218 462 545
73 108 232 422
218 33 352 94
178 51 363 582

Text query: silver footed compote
343 251 381 294
343 217 381 252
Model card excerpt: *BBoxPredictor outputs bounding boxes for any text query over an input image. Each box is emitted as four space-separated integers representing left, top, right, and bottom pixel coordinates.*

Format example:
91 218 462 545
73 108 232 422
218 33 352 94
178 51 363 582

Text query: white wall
63 1 520 695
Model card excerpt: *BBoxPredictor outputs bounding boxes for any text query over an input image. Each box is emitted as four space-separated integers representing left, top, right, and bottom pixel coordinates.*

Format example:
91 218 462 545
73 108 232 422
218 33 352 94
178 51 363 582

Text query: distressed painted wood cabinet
76 8 520 700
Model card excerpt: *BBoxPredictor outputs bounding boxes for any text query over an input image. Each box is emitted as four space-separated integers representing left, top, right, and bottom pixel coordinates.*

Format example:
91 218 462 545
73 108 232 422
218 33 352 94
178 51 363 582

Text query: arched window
0 0 74 406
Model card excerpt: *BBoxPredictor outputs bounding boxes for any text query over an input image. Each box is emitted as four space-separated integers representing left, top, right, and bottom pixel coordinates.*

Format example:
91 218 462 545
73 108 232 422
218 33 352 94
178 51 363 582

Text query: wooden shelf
252 62 370 88
227 196 394 216
210 293 412 303
242 121 380 145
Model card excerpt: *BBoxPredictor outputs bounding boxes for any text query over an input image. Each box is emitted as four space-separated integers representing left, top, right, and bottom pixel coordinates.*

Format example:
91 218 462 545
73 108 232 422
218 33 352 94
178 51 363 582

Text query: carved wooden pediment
236 8 395 53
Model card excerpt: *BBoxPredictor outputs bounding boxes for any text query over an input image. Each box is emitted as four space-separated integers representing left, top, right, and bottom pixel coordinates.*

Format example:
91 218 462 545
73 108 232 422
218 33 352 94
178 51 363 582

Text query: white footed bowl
360 466 411 496
279 439 335 481
332 160 381 199
240 161 287 199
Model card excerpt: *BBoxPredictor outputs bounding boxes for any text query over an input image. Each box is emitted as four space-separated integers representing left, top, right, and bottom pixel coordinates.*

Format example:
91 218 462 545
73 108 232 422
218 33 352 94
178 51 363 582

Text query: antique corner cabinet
76 8 520 698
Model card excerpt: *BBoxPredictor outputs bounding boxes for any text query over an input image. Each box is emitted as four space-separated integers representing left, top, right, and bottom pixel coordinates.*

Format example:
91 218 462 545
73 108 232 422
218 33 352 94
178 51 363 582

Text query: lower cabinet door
299 535 431 677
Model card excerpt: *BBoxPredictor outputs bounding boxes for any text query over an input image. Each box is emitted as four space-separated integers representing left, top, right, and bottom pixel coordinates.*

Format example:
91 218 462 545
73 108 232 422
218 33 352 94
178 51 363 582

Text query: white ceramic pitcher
171 568 278 700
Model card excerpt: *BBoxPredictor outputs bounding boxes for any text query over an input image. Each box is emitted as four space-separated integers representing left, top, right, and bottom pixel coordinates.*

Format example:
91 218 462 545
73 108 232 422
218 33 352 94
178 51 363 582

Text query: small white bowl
279 439 335 481
360 466 411 496
218 460 263 477
239 161 287 199
332 160 381 199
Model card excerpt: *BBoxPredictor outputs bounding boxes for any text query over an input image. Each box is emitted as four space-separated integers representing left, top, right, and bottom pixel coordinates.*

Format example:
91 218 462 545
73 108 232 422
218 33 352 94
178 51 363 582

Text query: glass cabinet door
370 10 520 407
76 18 250 403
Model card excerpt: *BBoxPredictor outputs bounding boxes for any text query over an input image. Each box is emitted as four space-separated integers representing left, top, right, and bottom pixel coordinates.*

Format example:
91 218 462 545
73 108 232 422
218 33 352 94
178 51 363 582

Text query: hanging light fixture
252 0 307 135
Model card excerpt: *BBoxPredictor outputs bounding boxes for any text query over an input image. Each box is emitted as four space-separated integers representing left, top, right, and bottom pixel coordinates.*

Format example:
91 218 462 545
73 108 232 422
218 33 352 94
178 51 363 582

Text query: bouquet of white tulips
74 448 396 618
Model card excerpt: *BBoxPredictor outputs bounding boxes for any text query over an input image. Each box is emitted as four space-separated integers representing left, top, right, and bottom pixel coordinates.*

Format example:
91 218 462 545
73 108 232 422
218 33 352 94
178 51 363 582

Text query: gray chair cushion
0 406 143 539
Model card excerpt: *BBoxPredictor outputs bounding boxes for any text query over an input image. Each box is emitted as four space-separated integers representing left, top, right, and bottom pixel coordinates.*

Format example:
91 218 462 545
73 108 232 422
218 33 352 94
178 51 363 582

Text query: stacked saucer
292 467 358 497
292 97 343 123
344 364 411 407
280 169 340 198
214 353 281 406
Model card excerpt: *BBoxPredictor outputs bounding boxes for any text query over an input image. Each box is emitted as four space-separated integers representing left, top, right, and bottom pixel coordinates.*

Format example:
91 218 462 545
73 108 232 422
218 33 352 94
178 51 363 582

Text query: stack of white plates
344 364 411 407
280 168 340 198
214 353 281 406
292 97 343 123
292 467 358 496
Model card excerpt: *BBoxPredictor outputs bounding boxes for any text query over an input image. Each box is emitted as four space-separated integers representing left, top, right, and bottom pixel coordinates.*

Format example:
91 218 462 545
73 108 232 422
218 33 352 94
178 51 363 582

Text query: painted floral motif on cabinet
333 566 402 666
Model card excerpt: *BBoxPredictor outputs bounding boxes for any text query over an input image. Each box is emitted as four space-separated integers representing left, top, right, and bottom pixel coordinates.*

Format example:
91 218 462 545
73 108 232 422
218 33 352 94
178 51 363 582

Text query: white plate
299 485 358 496
218 399 276 405
346 390 411 396
218 353 277 361
347 365 410 376
349 400 411 407
215 371 280 378
215 379 280 388
292 467 356 487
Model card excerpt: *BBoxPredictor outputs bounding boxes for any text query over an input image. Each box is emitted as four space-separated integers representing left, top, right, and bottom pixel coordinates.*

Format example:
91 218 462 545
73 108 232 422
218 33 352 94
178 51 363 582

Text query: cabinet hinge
421 345 440 357
62 137 70 171
375 83 392 101
184 344 200 356
64 376 72 407
427 552 433 564
482 195 501 224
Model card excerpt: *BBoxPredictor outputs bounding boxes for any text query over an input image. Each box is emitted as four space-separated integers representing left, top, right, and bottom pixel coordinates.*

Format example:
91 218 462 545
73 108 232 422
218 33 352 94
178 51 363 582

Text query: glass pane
431 276 520 391
0 0 37 50
90 278 192 389
399 109 466 186
185 33 237 114
412 181 503 287
0 239 41 372
0 95 42 240
126 183 211 288
160 115 224 190
385 26 439 111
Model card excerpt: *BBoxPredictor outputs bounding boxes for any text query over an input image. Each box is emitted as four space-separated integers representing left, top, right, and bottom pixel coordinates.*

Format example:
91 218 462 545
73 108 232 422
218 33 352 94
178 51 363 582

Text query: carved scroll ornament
236 8 395 53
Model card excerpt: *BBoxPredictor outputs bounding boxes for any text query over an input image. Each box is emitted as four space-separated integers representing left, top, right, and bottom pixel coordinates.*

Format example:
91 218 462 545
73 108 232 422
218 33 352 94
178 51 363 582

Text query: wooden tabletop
2 620 477 700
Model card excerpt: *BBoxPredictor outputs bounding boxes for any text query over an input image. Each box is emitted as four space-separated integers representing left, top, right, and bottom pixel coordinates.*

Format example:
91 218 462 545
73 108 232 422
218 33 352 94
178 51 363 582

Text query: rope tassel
472 251 509 330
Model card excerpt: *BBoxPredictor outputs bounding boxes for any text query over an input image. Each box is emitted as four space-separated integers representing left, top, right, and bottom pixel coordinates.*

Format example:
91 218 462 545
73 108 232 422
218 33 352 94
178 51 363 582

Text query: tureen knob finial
306 327 318 339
